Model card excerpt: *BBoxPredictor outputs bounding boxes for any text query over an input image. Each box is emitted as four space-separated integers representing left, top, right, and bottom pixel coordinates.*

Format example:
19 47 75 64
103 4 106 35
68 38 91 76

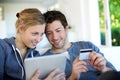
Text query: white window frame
102 0 112 47
0 6 3 20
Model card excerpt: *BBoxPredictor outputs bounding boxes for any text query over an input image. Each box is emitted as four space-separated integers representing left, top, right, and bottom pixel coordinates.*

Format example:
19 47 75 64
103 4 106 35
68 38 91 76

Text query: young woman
0 8 65 80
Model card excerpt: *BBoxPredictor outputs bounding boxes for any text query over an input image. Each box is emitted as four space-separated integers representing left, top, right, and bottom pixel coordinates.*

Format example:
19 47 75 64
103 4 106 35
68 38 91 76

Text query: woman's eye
32 32 38 35
41 33 44 36
46 32 52 35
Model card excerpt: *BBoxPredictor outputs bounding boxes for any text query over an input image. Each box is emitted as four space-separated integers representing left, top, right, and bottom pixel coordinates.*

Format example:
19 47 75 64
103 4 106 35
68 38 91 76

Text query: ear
17 25 24 33
65 26 69 33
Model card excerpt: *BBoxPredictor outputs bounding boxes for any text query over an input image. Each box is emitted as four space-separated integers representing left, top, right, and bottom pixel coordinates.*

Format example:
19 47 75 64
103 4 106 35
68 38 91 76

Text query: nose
36 35 42 43
52 32 58 40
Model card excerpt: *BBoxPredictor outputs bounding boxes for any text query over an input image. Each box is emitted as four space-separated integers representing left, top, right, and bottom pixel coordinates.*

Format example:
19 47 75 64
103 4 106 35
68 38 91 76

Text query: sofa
99 47 120 71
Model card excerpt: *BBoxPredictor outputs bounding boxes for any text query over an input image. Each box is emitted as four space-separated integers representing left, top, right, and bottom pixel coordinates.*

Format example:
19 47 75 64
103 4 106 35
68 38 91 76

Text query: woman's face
20 24 45 48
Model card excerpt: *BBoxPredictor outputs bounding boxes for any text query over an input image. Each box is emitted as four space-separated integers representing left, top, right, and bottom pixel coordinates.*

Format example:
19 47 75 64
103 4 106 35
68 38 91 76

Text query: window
0 6 3 20
99 0 120 46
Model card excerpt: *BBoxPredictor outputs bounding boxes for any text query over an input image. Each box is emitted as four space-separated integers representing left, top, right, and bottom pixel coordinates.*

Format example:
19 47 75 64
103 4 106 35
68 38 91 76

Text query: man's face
45 20 68 49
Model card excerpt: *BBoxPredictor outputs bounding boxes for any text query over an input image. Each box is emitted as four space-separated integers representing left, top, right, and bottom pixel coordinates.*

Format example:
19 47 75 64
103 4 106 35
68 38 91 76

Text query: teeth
54 41 59 44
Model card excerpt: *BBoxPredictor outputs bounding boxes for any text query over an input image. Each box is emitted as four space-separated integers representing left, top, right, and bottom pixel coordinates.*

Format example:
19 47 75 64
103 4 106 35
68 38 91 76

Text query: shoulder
0 38 16 57
0 38 14 50
0 39 8 49
0 39 6 44
72 41 100 51
73 41 95 46
42 49 53 56
0 39 9 61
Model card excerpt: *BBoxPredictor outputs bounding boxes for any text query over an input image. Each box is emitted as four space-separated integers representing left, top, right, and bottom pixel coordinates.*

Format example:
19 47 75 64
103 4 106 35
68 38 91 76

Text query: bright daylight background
0 0 120 71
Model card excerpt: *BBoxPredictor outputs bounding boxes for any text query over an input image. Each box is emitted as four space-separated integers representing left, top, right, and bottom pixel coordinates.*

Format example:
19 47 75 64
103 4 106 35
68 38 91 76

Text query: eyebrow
46 27 62 32
56 27 61 30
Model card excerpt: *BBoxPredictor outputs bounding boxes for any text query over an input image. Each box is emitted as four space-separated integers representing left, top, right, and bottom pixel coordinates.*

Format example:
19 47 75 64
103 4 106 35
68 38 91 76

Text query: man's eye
46 32 52 35
56 30 61 32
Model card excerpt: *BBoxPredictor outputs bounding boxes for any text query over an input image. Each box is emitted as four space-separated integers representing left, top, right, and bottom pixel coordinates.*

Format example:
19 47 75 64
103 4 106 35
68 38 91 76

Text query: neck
15 37 27 59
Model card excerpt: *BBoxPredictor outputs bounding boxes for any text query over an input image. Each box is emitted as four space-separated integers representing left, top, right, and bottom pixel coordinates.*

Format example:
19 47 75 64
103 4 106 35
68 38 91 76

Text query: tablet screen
25 54 66 80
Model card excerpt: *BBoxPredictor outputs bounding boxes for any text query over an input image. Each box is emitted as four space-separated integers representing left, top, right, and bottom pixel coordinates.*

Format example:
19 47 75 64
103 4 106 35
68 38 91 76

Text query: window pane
98 0 106 45
0 6 3 20
99 0 120 46
109 0 120 46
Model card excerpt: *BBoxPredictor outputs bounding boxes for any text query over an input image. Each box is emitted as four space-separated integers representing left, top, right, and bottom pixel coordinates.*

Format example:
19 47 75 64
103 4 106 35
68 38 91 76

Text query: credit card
79 49 92 60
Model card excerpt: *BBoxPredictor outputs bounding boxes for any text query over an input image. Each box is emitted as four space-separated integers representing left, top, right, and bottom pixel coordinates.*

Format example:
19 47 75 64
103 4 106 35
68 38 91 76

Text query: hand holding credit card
79 49 92 60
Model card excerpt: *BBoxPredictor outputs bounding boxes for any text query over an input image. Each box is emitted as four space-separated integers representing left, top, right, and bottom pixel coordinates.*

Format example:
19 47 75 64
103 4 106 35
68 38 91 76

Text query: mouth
53 40 60 45
32 42 38 46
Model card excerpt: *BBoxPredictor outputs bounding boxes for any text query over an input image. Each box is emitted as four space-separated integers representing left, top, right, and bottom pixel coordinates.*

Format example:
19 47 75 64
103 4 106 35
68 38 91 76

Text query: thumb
31 70 40 80
73 56 80 64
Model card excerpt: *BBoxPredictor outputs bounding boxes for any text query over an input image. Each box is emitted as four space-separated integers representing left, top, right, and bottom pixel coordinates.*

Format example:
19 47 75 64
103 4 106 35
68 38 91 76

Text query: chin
29 46 36 49
32 46 36 48
55 46 63 49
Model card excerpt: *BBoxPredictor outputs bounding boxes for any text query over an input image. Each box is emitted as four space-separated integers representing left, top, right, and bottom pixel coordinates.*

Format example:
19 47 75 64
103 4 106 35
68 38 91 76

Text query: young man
43 10 116 80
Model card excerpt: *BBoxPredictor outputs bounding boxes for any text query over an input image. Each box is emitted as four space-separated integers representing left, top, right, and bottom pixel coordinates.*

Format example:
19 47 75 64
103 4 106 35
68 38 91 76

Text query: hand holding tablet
25 54 66 80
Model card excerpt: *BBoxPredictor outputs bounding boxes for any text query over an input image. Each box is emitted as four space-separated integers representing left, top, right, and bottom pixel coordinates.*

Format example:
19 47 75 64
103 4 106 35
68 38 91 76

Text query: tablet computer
25 54 66 80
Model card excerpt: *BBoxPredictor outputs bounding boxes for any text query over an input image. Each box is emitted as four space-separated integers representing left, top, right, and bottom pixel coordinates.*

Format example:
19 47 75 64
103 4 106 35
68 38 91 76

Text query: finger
73 65 88 74
89 52 101 65
73 56 80 64
94 57 105 66
75 60 87 67
92 54 103 66
77 68 88 72
48 68 59 78
31 70 40 80
53 72 65 80
89 51 97 60
73 61 88 72
78 64 88 71
97 58 106 67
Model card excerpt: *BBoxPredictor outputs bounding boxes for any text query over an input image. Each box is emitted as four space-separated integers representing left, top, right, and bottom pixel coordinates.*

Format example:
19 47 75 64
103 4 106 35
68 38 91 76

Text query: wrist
101 67 113 73
68 73 80 80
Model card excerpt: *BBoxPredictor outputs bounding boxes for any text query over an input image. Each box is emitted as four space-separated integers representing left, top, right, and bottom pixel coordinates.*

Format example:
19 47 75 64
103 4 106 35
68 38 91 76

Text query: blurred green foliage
99 0 120 46
111 27 120 46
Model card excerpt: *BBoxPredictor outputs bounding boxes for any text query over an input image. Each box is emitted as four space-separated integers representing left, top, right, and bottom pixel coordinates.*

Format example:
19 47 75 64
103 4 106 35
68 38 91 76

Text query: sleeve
0 42 5 80
88 41 116 71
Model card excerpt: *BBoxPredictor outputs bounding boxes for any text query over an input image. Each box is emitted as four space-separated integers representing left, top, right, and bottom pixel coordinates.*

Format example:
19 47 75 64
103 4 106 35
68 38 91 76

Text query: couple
0 8 116 80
